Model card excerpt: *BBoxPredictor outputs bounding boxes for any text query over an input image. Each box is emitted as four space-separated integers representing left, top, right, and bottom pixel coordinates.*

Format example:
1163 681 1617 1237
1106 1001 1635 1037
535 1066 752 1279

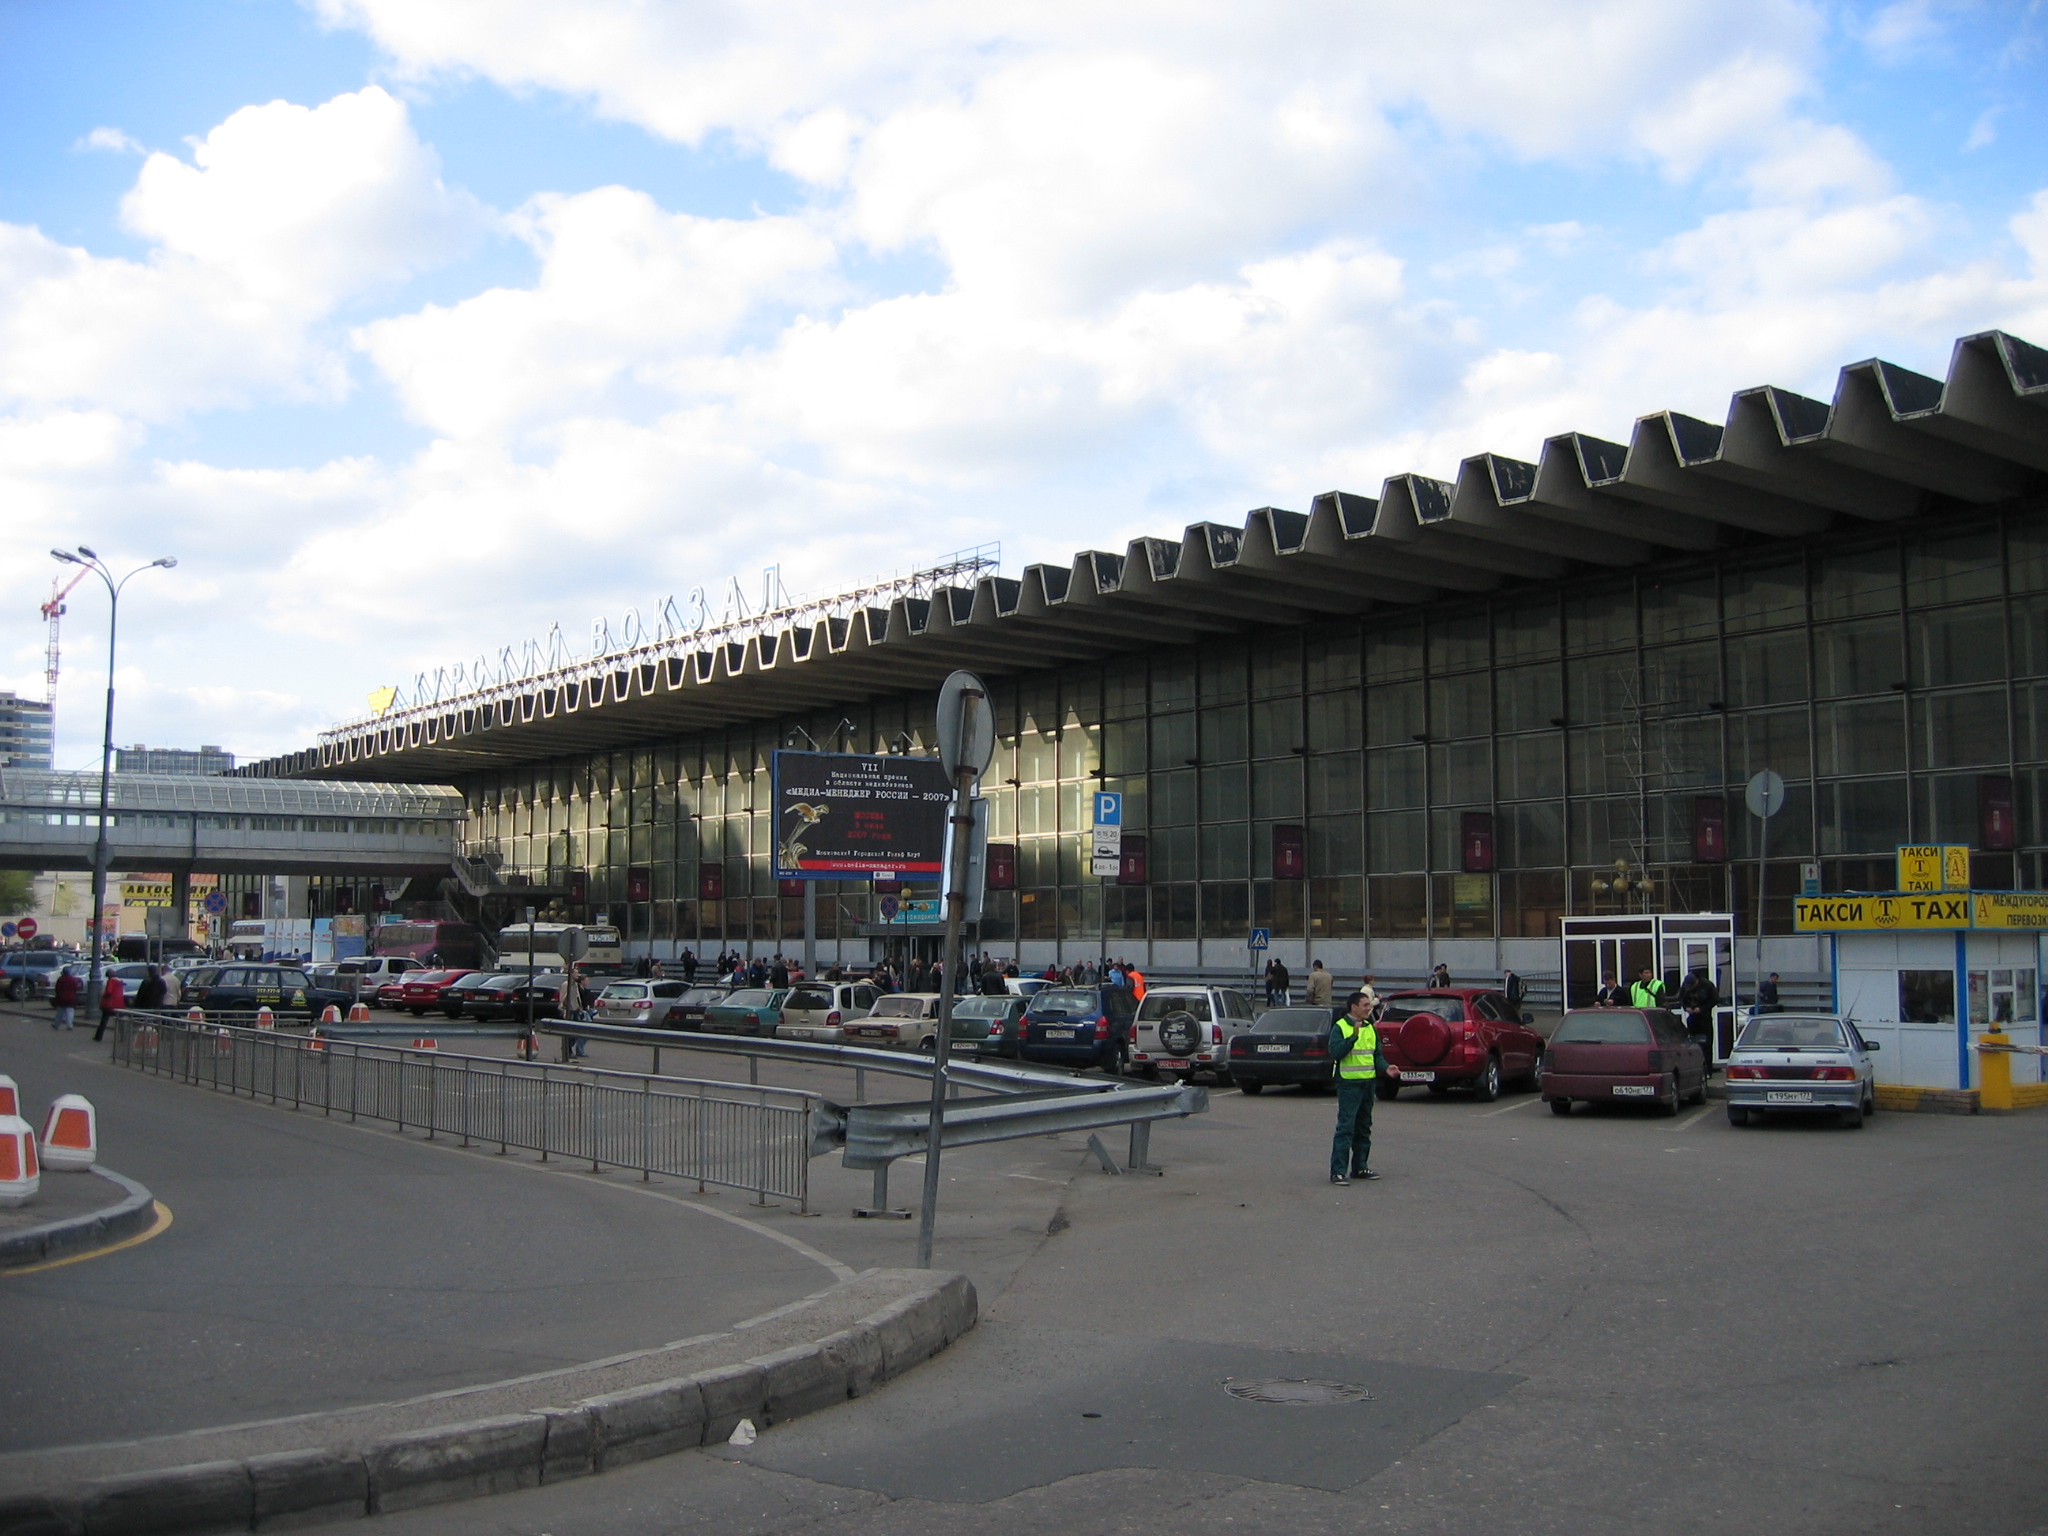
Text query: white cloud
76 127 143 154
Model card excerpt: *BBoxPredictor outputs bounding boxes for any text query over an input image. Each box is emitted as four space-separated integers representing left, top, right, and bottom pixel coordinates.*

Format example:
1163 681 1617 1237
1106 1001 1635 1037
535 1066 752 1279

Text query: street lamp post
50 548 177 1013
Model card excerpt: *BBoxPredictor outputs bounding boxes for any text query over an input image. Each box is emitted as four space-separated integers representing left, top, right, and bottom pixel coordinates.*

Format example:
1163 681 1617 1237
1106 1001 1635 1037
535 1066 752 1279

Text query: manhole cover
1221 1377 1372 1407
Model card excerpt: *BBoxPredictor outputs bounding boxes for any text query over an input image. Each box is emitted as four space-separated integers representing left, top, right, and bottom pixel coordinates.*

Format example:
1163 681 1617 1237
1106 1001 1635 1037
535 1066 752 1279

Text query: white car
593 979 687 1024
1129 986 1261 1080
1724 1012 1880 1128
844 992 944 1051
777 981 881 1042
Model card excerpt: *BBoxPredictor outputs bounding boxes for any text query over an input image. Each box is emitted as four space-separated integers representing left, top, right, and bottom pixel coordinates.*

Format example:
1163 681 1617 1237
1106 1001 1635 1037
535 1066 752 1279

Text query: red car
395 969 477 1016
1541 1007 1708 1116
1375 988 1547 1102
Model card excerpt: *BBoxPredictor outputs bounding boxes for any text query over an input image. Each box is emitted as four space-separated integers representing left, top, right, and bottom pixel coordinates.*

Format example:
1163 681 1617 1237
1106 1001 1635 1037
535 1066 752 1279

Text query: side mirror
1521 1012 1535 1026
1863 1040 1880 1051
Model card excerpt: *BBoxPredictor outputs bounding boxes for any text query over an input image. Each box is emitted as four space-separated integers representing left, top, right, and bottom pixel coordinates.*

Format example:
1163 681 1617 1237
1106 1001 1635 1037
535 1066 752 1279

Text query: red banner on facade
1694 796 1727 863
1117 834 1147 886
626 867 651 903
697 865 723 902
1461 811 1495 873
986 843 1017 890
1982 774 2016 851
1272 824 1306 880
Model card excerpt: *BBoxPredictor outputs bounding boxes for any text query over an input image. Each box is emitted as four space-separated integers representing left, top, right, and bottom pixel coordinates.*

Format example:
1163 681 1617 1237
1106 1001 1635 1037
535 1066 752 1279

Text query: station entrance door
1560 913 1739 1061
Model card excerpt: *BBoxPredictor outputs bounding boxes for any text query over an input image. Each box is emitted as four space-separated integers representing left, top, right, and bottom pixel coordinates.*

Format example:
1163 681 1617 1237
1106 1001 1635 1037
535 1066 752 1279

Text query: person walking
1328 991 1382 1184
1357 972 1381 1018
1303 960 1333 1009
681 949 698 984
93 971 127 1041
1678 966 1719 1058
1503 969 1525 1010
1126 962 1146 1002
135 964 168 1011
1430 962 1451 989
51 966 81 1030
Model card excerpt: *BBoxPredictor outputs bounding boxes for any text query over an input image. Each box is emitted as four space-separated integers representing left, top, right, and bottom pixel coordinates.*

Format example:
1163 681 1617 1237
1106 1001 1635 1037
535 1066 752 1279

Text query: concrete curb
0 1169 156 1273
0 1270 976 1535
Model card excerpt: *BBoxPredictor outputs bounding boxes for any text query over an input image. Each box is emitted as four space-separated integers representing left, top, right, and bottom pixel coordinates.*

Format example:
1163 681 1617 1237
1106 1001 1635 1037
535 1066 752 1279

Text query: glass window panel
1309 876 1366 938
1251 759 1304 820
1057 721 1101 778
1200 824 1248 880
1152 654 1196 712
1250 637 1303 698
1366 680 1426 744
1151 711 1197 768
1658 716 1723 788
1816 618 1904 696
1308 752 1363 814
2016 681 2048 763
1906 529 2001 606
1153 770 1197 826
1200 764 1248 822
1057 837 1083 884
1569 724 1629 796
1726 630 1808 707
1367 746 1425 809
1431 612 1490 673
1724 559 1806 631
1365 619 1425 682
1306 691 1361 752
1153 826 1196 883
2011 594 2048 678
1103 719 1147 776
2012 523 2048 596
1495 600 1560 662
1644 641 1719 706
1567 655 1634 722
1018 784 1056 835
1433 673 1490 738
1818 778 1908 855
1367 809 1426 870
1368 874 1428 938
1434 871 1495 938
1640 576 1717 643
1920 773 1986 845
1814 543 1899 621
1910 604 2005 688
1201 881 1250 938
1058 781 1084 833
1496 663 1563 734
1919 689 2008 769
1566 584 1635 652
1498 733 1564 800
1198 645 1247 705
1570 796 1636 866
1503 801 1565 869
1307 815 1362 877
1104 660 1148 718
1430 740 1491 803
1503 870 1568 938
1305 628 1362 690
1815 699 1904 777
1252 698 1300 757
1208 703 1258 765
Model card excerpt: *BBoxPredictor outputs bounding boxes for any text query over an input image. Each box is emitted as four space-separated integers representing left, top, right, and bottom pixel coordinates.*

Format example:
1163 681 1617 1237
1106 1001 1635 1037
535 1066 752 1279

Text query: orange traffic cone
134 1024 158 1050
0 1115 38 1207
255 1006 276 1030
0 1075 17 1119
186 1006 205 1024
347 1002 371 1023
319 1004 341 1025
305 1028 326 1053
38 1095 96 1171
410 1037 438 1051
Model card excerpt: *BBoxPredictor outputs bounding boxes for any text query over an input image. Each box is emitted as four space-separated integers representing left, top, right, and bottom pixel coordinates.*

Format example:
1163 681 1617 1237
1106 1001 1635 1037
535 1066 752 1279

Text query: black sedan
441 972 526 1020
1226 1006 1339 1094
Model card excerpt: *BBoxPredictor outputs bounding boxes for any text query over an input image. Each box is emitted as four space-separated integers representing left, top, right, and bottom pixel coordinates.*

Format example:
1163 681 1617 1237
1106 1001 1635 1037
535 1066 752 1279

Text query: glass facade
458 504 2048 958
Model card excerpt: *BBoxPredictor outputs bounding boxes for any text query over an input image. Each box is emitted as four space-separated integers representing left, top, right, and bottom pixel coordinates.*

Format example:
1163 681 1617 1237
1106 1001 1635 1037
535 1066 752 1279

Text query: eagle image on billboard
772 751 951 878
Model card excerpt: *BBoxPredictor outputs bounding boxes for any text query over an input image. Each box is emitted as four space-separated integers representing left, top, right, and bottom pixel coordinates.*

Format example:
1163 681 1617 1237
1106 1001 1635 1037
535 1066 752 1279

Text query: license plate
1401 1070 1434 1082
1765 1090 1813 1103
1612 1085 1656 1096
1043 1028 1075 1039
1256 1043 1291 1054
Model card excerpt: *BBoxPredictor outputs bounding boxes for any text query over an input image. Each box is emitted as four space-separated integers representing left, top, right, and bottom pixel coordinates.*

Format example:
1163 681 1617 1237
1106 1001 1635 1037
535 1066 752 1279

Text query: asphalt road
368 1071 2048 1536
0 1012 844 1453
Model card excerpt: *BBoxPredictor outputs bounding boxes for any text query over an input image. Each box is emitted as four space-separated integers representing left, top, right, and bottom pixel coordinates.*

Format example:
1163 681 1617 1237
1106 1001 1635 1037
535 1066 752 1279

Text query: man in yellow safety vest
1329 990 1382 1185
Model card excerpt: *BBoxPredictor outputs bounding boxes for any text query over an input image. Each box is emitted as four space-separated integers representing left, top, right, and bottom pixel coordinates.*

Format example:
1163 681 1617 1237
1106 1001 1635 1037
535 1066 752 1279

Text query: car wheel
1373 1077 1400 1101
1140 1064 1161 1082
1726 1105 1749 1127
917 1035 936 1053
1471 1056 1501 1103
1840 1100 1864 1129
1238 1079 1264 1095
1863 1083 1877 1116
1687 1075 1709 1106
1524 1048 1545 1088
1658 1075 1682 1116
1548 1096 1571 1116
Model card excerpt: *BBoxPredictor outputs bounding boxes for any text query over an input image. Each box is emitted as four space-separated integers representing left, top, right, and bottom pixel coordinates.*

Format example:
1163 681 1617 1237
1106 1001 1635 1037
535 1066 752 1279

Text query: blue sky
1 0 2044 768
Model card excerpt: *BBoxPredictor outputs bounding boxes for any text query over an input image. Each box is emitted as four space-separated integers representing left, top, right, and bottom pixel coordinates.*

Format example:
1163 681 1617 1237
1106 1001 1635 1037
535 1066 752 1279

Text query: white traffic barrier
319 1004 342 1025
255 1006 276 1030
38 1094 97 1171
410 1037 439 1051
186 1006 205 1024
0 1074 18 1119
0 1114 38 1207
347 1002 371 1024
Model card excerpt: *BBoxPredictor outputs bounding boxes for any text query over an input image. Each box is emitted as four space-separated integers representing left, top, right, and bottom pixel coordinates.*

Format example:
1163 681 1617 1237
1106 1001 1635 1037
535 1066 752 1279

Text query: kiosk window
1967 968 2038 1026
1898 971 1956 1025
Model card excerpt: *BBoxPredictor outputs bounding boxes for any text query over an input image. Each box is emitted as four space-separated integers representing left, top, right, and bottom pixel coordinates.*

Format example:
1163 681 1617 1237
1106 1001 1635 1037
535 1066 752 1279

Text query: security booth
1795 888 2046 1092
1560 912 1740 1061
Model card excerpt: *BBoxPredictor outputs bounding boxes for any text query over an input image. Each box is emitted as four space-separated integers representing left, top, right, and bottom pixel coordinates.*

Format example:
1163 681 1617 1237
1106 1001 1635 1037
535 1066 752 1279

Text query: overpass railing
105 1011 821 1209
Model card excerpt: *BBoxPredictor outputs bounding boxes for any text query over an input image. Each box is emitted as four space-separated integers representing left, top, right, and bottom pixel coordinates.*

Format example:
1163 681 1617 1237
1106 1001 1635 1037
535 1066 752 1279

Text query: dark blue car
1018 986 1138 1073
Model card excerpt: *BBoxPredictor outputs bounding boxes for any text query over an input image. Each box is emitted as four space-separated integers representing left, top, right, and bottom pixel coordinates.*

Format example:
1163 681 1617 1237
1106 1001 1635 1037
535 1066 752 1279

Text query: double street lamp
50 547 177 1009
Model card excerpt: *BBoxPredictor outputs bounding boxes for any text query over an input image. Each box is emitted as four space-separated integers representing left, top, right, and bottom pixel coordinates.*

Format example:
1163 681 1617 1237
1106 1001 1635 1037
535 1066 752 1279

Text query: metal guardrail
106 1011 821 1209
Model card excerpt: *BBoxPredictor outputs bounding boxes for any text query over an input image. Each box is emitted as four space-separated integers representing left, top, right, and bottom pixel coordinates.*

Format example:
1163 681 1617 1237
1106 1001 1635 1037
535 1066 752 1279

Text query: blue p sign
1094 792 1122 827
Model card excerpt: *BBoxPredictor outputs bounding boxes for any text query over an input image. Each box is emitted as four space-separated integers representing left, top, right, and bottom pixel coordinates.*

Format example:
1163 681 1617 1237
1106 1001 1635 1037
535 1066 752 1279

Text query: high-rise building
114 743 235 776
0 693 54 769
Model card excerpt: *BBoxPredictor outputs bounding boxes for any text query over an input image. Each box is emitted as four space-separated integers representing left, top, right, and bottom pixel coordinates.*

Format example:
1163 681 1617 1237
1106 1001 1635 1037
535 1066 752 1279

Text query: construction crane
41 568 89 703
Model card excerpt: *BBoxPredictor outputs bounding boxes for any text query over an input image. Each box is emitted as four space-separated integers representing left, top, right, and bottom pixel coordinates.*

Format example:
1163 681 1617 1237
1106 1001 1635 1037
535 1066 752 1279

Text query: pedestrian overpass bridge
0 768 465 878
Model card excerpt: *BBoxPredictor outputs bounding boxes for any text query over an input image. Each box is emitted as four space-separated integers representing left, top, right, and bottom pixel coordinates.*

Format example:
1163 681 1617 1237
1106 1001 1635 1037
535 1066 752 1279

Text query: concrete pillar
171 870 192 939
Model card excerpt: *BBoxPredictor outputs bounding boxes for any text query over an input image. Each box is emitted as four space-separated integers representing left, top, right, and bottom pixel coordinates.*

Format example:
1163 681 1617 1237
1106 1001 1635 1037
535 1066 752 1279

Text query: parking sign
1094 792 1122 827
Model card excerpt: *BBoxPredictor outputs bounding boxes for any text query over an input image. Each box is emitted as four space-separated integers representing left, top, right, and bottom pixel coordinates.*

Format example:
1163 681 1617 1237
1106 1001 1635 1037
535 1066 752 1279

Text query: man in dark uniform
1329 991 1382 1185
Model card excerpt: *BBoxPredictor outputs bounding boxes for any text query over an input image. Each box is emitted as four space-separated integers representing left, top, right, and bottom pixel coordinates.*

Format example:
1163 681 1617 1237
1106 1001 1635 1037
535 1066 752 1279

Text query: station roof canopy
244 328 2048 785
0 767 464 819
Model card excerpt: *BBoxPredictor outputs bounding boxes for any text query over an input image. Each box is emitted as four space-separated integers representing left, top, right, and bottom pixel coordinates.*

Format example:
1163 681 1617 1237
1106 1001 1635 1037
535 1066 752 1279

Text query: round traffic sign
203 890 228 915
16 917 37 939
1745 770 1786 819
936 670 995 782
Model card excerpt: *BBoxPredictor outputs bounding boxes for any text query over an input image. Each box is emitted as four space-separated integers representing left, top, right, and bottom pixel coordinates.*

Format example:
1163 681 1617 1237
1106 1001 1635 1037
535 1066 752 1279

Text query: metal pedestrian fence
106 1011 822 1210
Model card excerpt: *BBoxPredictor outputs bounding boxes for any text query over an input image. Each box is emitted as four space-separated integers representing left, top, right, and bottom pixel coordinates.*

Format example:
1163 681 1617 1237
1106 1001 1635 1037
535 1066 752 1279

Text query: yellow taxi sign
1943 845 1972 889
1973 893 2048 930
1795 892 1972 931
1896 845 1969 892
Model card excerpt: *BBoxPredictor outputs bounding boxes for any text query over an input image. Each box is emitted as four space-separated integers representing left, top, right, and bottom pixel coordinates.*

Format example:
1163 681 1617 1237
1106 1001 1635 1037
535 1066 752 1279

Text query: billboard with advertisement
771 751 951 878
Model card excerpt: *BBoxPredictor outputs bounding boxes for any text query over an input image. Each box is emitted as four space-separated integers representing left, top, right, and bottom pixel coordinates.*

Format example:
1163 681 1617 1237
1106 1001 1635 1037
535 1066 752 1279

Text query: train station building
243 330 2048 1059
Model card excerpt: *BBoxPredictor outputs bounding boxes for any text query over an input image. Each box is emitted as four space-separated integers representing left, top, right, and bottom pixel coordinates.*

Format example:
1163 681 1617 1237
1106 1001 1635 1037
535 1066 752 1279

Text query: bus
227 920 268 960
493 922 624 976
370 920 485 968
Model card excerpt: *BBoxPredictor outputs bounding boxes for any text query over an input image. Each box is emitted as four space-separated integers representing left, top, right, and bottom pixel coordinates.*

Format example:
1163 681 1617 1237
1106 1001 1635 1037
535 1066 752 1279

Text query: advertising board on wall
771 751 951 879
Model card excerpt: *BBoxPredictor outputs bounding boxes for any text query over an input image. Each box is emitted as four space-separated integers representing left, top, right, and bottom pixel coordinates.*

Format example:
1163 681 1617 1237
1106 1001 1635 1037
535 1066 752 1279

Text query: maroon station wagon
1376 989 1547 1102
1541 1007 1709 1116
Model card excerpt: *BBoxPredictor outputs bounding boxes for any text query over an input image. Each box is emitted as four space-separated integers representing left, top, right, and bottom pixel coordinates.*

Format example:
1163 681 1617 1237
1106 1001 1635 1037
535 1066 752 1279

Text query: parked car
845 992 946 1051
1724 1013 1879 1128
655 984 730 1031
511 973 567 1020
440 971 523 1020
704 987 792 1036
2 951 68 999
1005 977 1055 998
593 979 689 1025
180 964 348 1018
333 956 425 1000
776 981 881 1043
1226 1006 1340 1093
395 969 477 1016
1020 985 1139 1073
1129 985 1258 1080
1378 988 1547 1102
954 994 1030 1057
1541 1007 1708 1116
59 960 184 1007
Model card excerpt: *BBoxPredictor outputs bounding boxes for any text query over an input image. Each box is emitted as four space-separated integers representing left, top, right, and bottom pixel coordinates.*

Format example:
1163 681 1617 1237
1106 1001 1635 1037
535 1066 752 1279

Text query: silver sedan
1724 1013 1880 1128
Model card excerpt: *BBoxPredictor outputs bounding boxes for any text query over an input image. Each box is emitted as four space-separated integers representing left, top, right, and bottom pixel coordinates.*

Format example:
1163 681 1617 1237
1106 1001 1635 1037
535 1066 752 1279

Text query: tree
0 871 34 917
